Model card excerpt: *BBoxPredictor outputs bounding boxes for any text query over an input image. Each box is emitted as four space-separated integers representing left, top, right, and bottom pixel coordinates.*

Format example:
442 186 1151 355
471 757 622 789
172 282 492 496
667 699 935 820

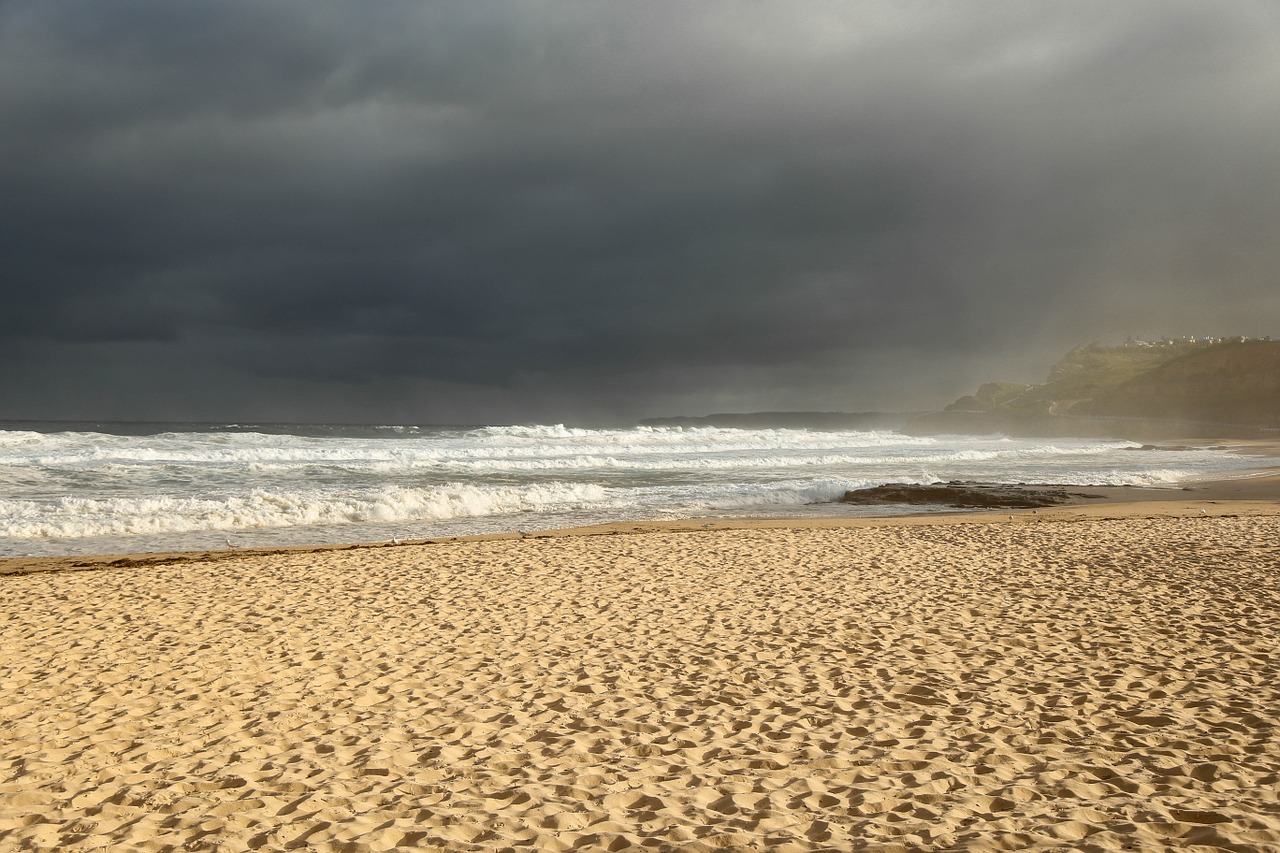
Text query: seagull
391 536 401 545
224 537 237 549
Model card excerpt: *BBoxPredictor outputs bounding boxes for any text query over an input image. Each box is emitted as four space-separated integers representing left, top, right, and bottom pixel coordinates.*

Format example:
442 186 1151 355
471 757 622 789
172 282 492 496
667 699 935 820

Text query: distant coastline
638 411 917 431
637 338 1279 442
905 337 1280 440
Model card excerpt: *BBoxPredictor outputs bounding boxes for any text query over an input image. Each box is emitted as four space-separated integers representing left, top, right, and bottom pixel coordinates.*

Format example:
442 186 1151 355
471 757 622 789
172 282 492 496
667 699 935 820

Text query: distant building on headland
1122 335 1267 348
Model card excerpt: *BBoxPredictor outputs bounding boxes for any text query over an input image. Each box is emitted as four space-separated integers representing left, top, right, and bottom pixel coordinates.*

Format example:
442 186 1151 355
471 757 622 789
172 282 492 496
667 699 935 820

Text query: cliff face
1072 340 1280 427
905 339 1279 438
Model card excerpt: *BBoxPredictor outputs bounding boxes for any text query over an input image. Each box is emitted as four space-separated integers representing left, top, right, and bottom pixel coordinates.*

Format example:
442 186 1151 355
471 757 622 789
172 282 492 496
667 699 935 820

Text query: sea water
0 421 1262 558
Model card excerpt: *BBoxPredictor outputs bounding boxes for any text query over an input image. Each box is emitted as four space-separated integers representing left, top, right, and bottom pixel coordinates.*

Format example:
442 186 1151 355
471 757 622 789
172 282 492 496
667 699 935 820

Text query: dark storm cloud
2 1 1278 422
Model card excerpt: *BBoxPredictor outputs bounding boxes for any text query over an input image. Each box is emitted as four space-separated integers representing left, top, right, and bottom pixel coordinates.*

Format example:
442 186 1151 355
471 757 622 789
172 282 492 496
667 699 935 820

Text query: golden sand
2 509 1279 851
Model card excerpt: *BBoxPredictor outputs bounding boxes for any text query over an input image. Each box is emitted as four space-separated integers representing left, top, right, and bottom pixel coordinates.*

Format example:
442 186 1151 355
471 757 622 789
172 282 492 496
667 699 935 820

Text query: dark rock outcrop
840 481 1103 509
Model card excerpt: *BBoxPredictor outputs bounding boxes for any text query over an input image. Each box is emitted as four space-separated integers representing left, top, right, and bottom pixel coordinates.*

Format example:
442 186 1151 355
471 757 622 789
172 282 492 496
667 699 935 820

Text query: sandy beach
3 488 1279 851
8 1 1280 847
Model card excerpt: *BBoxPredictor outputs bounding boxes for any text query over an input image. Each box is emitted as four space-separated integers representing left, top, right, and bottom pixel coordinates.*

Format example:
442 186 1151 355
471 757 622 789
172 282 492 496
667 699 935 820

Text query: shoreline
3 489 1277 849
5 467 1278 577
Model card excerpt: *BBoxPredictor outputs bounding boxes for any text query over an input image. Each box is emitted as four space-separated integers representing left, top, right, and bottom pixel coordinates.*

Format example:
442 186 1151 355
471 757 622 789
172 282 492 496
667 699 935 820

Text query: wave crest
0 481 613 539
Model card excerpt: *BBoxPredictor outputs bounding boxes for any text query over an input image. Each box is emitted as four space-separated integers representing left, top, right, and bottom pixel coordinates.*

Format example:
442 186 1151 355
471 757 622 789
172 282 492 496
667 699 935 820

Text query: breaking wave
1 482 613 539
0 422 1260 556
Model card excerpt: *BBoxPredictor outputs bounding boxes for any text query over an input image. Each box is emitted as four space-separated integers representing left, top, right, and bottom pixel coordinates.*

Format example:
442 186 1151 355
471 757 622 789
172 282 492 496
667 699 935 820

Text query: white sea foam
0 423 1261 557
5 426 926 469
0 430 48 448
0 482 614 539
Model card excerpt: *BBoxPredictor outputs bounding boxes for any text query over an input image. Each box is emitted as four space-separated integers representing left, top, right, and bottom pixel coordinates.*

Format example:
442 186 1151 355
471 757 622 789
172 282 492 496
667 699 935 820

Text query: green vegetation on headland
905 337 1280 439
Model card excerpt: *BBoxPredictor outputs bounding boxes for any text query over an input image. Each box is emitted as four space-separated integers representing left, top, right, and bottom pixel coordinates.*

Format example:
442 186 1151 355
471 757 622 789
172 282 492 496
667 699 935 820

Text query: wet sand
1 480 1278 851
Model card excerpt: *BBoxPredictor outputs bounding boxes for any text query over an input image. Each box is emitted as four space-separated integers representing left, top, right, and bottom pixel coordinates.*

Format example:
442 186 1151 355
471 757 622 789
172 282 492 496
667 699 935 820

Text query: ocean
0 421 1262 558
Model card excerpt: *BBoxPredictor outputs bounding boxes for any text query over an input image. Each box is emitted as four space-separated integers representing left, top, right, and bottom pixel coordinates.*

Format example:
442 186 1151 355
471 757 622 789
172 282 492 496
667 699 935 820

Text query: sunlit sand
3 499 1279 851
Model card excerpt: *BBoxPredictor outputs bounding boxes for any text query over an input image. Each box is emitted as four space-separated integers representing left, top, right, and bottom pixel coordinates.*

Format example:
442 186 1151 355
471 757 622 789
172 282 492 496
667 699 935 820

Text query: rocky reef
840 481 1104 509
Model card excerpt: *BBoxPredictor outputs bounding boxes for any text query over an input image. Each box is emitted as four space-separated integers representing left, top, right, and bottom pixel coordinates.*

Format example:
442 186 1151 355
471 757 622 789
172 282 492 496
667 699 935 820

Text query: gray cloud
2 0 1278 423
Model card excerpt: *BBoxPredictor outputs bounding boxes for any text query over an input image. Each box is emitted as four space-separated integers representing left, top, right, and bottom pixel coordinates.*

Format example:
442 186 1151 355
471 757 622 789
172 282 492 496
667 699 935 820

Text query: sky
2 1 1278 425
